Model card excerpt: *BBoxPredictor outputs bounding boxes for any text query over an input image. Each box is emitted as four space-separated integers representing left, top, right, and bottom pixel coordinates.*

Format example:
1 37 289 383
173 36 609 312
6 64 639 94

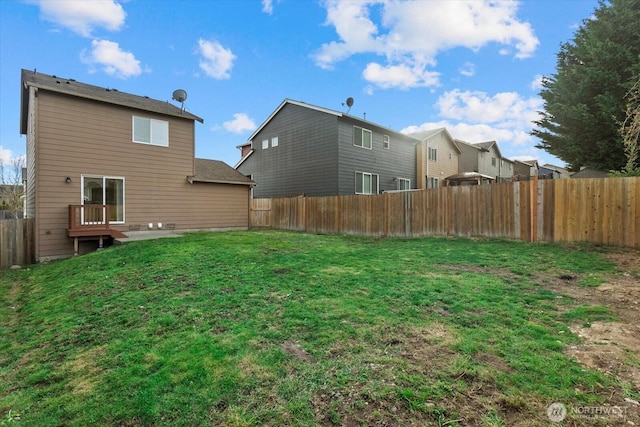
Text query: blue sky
0 0 599 172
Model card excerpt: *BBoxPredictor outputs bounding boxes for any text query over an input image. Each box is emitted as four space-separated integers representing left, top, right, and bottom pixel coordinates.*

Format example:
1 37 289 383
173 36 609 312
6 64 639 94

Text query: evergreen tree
531 0 640 171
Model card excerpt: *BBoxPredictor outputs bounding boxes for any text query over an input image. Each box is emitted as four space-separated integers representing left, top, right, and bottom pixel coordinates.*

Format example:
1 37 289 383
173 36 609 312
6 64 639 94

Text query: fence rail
250 177 640 249
0 219 35 268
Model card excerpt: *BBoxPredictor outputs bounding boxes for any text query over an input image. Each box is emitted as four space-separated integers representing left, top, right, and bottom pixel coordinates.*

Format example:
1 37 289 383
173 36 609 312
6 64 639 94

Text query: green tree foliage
531 0 640 171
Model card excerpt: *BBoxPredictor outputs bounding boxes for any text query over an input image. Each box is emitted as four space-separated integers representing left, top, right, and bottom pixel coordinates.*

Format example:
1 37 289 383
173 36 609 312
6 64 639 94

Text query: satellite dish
172 89 187 103
342 97 354 113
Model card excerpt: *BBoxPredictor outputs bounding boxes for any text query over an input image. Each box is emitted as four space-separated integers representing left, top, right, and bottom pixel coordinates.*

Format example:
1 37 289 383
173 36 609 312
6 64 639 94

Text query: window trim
355 171 379 195
397 178 411 190
81 175 125 224
353 126 373 150
132 116 169 147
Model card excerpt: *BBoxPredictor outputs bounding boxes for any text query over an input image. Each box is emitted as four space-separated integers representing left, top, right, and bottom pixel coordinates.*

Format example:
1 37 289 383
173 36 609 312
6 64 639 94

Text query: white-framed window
262 139 269 149
427 177 439 189
271 136 279 147
133 116 168 147
383 135 390 149
82 175 125 224
428 147 437 161
353 126 372 149
355 171 379 194
492 157 497 166
397 178 410 190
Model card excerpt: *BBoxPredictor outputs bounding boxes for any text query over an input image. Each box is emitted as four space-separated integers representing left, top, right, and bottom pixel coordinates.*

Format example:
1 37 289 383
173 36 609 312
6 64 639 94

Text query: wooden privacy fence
0 219 35 268
250 177 640 249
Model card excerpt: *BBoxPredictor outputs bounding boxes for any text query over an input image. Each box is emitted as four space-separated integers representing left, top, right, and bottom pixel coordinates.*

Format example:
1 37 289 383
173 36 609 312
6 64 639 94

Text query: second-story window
262 139 269 149
353 126 372 149
428 147 437 161
383 135 390 149
492 157 497 166
133 116 168 147
271 137 279 147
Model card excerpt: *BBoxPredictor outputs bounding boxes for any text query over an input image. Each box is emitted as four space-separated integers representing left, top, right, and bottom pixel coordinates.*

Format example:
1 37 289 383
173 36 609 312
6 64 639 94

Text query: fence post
530 175 538 242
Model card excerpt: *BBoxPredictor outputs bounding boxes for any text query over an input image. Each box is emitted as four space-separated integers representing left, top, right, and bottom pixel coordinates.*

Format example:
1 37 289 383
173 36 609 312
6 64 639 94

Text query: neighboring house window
449 153 452 160
397 178 410 190
262 139 269 149
383 135 390 149
355 171 379 194
82 175 125 223
133 116 168 147
427 177 439 189
271 136 279 147
353 126 372 149
428 147 437 161
492 157 497 166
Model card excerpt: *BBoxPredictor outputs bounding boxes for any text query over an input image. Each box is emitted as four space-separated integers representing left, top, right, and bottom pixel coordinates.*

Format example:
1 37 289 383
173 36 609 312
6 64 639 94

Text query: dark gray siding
337 118 418 194
237 103 340 198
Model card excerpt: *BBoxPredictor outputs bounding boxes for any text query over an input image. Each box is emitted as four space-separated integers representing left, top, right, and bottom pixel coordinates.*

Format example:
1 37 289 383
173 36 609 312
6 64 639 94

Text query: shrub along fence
250 177 640 249
0 219 35 268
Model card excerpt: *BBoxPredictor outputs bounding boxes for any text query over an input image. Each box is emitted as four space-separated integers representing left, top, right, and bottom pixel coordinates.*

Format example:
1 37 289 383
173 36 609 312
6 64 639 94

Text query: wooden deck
67 205 127 255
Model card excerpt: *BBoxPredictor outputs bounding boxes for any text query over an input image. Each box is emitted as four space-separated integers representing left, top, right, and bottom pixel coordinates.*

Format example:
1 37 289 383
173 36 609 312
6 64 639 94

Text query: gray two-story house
457 139 514 181
236 99 419 198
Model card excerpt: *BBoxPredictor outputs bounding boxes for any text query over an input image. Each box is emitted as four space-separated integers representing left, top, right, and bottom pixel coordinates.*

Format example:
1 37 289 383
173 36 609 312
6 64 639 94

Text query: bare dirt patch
543 249 640 426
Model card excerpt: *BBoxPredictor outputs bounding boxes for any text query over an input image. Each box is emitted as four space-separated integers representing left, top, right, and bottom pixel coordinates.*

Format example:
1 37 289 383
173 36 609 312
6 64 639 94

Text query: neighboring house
539 164 571 179
514 159 540 179
410 128 462 189
570 167 609 179
235 99 419 197
20 69 254 261
457 140 511 181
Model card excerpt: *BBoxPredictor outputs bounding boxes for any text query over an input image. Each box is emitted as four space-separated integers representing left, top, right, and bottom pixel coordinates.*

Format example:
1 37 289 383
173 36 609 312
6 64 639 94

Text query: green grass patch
0 231 626 426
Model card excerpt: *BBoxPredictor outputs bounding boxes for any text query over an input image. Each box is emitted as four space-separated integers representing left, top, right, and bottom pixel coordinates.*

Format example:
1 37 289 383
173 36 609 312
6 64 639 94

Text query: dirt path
542 249 640 425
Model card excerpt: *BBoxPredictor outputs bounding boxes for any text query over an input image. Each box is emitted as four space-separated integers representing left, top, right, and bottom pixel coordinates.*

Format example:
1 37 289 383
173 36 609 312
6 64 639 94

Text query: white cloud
459 62 475 77
262 0 279 14
30 0 125 37
313 0 538 89
402 88 546 161
530 74 544 91
81 39 142 78
363 62 440 90
436 89 542 127
223 113 256 133
196 39 236 79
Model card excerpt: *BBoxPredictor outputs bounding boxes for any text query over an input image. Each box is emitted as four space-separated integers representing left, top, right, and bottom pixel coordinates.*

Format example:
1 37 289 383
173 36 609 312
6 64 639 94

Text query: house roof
189 158 255 186
248 98 420 143
409 128 463 153
570 167 609 179
20 69 203 134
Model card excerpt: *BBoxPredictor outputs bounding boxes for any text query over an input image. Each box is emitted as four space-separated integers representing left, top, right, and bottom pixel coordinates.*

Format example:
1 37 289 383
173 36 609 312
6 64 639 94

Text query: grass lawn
1 230 637 426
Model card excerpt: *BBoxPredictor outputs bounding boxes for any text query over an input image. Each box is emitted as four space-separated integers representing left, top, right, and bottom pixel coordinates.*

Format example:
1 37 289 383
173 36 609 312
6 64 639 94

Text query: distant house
235 99 419 197
457 140 512 181
410 128 462 189
20 69 253 261
570 167 609 179
538 164 570 179
513 159 539 180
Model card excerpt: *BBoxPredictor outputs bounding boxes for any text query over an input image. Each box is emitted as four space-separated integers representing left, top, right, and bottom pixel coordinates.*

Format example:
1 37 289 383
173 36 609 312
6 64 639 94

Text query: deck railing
68 204 110 231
